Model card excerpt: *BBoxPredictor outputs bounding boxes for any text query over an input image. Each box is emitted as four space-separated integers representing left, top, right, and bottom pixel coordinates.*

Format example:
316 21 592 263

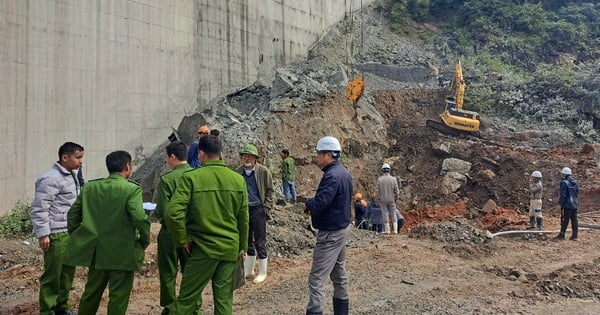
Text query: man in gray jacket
31 142 84 315
377 163 400 234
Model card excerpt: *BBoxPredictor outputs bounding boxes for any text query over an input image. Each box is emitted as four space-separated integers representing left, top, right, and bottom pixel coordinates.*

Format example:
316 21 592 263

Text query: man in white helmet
304 136 352 315
377 163 400 234
555 167 579 240
528 171 543 230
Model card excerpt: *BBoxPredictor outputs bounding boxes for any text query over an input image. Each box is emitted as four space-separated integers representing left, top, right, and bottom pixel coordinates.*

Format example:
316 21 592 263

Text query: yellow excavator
427 60 481 136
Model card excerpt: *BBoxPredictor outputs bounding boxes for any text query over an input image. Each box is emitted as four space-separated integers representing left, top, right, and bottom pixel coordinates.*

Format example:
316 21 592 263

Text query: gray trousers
306 225 351 313
380 201 397 233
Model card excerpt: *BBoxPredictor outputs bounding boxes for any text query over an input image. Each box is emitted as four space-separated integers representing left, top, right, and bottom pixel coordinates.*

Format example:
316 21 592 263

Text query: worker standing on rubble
377 163 400 234
555 167 579 241
528 171 544 230
237 144 274 284
305 136 352 315
280 148 297 204
187 125 210 168
155 141 192 314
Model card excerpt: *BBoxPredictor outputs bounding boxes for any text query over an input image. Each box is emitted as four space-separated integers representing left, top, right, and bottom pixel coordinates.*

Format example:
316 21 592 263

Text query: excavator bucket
346 76 365 103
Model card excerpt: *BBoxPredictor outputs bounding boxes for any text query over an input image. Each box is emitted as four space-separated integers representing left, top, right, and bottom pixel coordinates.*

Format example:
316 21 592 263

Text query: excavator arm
427 59 480 134
449 60 465 110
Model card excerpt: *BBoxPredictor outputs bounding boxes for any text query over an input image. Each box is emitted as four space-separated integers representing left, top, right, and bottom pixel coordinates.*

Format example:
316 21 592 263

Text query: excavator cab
440 97 480 132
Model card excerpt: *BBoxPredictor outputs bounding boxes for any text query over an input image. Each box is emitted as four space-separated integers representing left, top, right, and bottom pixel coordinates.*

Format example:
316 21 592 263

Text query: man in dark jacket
555 167 579 240
305 136 352 315
187 125 210 168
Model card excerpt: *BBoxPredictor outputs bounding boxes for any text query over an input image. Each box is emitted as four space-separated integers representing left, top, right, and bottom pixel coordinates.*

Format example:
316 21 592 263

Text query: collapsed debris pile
408 218 486 245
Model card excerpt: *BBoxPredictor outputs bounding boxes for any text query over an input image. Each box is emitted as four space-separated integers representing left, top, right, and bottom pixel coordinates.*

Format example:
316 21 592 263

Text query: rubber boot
528 217 535 229
333 298 349 315
571 215 578 240
253 258 268 283
536 217 543 231
392 221 398 234
383 221 390 234
244 255 256 278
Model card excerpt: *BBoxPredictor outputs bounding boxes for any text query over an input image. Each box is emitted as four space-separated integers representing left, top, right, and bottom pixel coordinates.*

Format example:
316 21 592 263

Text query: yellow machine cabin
439 60 480 132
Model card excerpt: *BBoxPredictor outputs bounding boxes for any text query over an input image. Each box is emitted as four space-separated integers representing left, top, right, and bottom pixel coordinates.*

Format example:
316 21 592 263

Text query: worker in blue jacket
304 136 352 315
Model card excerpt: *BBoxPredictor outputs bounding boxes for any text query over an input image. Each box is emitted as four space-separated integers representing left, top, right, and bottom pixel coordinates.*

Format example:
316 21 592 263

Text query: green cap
239 144 259 157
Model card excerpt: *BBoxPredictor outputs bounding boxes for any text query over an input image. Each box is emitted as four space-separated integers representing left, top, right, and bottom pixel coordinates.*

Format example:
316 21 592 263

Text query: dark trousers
248 205 268 259
560 207 578 238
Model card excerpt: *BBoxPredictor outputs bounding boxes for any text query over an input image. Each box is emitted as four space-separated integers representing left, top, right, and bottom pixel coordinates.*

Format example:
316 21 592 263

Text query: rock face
132 1 600 221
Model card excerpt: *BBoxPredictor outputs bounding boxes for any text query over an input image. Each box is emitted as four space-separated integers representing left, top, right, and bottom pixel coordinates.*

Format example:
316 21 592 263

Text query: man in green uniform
155 141 192 314
64 150 151 315
166 135 249 315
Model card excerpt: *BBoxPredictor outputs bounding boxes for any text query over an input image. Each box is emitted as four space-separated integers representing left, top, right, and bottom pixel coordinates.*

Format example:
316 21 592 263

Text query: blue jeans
283 180 297 202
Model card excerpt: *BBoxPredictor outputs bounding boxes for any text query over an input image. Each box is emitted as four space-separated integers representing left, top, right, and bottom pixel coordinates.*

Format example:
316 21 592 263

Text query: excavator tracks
426 119 508 148
426 119 466 138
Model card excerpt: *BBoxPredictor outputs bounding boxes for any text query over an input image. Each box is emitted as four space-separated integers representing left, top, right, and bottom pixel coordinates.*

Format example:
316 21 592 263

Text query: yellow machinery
429 60 480 134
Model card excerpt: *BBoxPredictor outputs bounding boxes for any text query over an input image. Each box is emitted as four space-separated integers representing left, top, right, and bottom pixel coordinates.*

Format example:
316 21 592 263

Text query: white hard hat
530 171 542 178
316 136 341 152
382 163 391 171
561 167 572 175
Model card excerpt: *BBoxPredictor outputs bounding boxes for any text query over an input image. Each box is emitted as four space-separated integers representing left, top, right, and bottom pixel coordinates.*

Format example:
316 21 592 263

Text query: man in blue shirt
304 136 352 315
187 125 210 168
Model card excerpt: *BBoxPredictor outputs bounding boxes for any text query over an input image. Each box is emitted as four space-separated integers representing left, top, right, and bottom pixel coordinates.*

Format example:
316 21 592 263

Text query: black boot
397 218 405 233
306 311 322 315
554 233 565 240
333 298 349 315
571 214 579 240
536 217 543 231
528 217 535 229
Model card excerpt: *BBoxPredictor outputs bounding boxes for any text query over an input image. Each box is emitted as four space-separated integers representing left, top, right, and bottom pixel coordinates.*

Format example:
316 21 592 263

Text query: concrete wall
0 0 373 214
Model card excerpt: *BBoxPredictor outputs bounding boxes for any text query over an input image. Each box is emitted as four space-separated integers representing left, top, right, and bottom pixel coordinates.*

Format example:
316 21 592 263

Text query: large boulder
439 158 472 195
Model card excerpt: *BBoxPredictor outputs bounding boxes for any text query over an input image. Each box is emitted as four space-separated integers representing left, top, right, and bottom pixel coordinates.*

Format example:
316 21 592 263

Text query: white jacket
30 162 80 238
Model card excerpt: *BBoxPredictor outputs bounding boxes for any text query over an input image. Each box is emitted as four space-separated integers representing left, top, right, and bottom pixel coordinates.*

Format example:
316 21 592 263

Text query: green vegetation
385 0 600 126
0 201 34 238
386 0 600 68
